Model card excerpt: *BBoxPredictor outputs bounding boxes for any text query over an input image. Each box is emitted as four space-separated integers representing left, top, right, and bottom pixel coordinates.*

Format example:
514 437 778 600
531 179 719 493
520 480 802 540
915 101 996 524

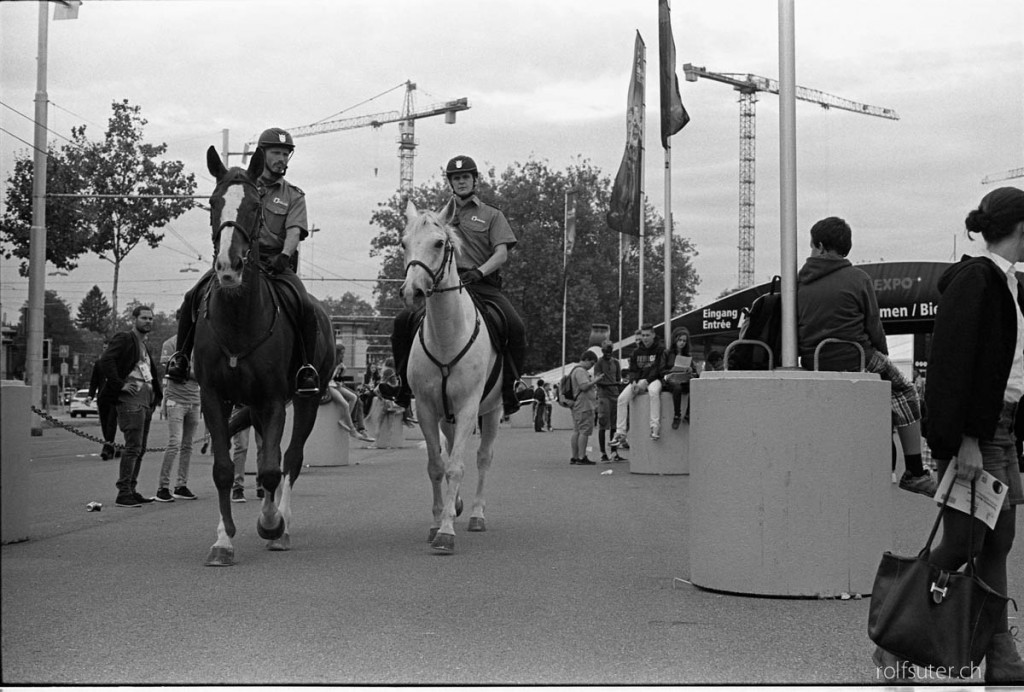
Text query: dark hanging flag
607 32 646 237
658 0 690 148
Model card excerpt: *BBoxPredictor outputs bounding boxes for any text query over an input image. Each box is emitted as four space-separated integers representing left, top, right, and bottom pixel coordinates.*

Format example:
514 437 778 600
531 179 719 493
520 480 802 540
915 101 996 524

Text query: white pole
778 0 798 369
27 0 50 434
638 48 647 329
561 190 569 376
663 146 672 345
618 233 623 358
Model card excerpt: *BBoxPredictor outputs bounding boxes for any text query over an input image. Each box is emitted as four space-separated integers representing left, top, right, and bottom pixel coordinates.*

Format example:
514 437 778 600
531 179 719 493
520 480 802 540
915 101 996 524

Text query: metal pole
778 0 799 369
222 128 230 167
27 0 49 434
561 191 568 374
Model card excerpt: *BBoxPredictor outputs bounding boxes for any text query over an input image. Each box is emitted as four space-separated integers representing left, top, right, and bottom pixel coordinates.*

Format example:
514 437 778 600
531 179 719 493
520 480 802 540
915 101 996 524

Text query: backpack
557 366 585 408
729 275 783 370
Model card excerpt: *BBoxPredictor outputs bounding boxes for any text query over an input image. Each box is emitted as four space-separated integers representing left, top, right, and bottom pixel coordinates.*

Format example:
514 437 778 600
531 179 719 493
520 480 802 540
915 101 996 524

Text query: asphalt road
3 412 1022 685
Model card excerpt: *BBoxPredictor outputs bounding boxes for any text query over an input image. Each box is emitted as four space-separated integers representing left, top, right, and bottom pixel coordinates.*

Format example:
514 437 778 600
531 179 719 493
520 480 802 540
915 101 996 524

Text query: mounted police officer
166 127 320 395
385 155 528 416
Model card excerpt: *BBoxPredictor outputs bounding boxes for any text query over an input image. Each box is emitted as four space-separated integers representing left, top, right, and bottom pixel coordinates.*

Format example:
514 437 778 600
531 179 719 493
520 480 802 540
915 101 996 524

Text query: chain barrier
30 405 210 455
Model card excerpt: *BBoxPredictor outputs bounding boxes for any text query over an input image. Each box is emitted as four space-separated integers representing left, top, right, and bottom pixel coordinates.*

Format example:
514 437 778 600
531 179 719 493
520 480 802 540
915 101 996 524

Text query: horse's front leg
468 406 501 533
418 407 446 543
431 409 476 554
255 404 286 544
204 397 237 566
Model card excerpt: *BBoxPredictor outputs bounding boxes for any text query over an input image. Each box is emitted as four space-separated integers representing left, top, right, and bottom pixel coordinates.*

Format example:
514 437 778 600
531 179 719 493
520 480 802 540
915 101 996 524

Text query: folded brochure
934 461 1008 530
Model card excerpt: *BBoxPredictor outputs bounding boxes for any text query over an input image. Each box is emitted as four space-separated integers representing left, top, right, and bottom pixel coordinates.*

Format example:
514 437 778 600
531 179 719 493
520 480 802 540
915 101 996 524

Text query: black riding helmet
445 155 478 179
257 127 295 152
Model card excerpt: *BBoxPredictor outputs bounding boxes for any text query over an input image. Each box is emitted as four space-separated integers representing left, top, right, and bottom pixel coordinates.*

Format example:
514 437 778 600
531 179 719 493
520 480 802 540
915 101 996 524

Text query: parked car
69 389 99 418
62 388 77 406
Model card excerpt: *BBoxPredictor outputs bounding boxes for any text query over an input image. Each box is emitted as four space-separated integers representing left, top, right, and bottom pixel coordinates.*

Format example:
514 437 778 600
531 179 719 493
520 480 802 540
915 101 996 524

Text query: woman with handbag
877 187 1024 682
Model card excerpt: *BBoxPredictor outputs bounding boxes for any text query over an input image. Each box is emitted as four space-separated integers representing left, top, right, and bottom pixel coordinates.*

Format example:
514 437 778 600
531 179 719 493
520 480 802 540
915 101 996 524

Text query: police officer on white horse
385 155 528 416
166 127 320 395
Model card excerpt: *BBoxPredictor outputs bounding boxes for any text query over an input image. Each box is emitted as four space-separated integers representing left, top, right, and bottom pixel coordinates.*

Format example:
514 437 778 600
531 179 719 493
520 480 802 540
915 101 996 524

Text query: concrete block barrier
689 370 891 597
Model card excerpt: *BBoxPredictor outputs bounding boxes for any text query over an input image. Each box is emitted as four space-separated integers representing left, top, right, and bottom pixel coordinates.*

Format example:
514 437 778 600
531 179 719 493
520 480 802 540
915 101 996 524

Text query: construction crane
683 63 899 288
249 81 469 198
982 167 1024 185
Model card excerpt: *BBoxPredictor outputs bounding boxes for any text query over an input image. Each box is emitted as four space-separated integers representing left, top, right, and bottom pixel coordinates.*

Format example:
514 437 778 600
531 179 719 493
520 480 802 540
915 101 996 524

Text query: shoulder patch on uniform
290 185 305 196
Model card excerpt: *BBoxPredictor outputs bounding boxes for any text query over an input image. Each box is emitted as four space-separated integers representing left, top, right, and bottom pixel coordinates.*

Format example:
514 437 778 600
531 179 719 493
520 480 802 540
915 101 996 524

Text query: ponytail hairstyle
965 187 1024 243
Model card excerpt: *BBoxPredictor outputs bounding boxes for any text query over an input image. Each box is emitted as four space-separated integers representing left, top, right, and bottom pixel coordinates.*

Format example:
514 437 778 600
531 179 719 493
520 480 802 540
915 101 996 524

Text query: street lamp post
26 1 50 434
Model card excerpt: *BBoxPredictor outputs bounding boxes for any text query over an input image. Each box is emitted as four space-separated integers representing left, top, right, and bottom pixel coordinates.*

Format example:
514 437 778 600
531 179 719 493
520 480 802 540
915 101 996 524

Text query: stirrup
166 351 190 382
295 364 320 396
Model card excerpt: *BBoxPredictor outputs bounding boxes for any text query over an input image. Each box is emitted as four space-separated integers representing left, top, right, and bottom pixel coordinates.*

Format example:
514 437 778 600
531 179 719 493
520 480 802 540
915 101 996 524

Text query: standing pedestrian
593 341 624 461
154 334 199 502
88 349 118 460
569 350 600 465
533 379 548 432
878 187 1024 682
98 305 163 508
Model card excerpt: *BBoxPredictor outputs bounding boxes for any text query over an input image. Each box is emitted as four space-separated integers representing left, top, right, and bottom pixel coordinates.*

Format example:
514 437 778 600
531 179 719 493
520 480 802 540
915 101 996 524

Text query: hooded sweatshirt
796 256 887 372
925 255 1022 460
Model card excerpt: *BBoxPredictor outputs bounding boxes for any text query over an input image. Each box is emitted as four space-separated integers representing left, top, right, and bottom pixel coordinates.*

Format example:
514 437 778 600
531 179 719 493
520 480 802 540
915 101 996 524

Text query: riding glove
461 268 484 284
271 253 292 274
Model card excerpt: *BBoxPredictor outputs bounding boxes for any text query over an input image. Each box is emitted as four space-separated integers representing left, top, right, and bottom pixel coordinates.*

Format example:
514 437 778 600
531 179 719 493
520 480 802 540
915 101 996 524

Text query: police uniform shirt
258 176 308 255
451 194 517 271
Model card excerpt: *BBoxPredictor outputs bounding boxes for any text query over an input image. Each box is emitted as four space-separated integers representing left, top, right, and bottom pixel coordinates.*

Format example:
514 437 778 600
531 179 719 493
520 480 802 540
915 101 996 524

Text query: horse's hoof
455 496 464 517
467 517 486 532
428 527 439 542
204 546 235 567
431 533 455 554
256 516 285 541
267 533 291 551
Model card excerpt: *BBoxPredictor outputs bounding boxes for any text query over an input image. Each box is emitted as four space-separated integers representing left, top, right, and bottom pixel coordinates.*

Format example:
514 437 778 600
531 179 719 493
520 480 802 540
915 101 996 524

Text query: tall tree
320 292 376 317
0 100 196 319
367 158 701 374
76 285 113 336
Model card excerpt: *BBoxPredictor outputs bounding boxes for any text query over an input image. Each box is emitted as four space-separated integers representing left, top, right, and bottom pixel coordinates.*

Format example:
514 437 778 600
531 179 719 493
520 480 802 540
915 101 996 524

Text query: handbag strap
922 471 980 575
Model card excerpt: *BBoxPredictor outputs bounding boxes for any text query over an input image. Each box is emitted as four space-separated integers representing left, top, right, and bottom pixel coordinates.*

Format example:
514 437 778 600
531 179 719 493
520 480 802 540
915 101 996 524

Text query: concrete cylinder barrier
284 398 350 467
628 392 689 475
689 370 891 597
2 382 32 544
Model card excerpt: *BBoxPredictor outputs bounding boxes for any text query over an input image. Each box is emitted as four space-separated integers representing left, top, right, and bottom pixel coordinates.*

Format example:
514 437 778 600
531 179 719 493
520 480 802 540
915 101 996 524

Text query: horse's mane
414 207 464 261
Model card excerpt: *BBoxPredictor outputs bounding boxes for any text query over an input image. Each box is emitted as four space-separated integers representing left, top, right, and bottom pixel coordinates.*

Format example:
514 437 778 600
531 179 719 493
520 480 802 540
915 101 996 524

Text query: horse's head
400 200 462 308
206 145 264 289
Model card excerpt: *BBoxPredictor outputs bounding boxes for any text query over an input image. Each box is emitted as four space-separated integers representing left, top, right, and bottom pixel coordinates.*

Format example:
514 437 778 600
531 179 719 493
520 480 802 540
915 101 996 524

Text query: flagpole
561 190 569 377
663 145 672 346
618 233 624 358
638 42 647 328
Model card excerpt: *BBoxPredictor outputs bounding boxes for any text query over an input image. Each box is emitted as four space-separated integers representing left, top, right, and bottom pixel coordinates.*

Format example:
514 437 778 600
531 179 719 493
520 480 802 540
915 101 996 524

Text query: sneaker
231 487 246 503
899 470 938 497
650 423 660 440
133 492 155 504
577 457 596 465
172 486 196 500
570 457 580 465
256 487 265 500
672 416 681 430
600 454 610 462
612 453 627 462
154 488 175 503
618 439 630 450
115 494 141 508
609 432 627 450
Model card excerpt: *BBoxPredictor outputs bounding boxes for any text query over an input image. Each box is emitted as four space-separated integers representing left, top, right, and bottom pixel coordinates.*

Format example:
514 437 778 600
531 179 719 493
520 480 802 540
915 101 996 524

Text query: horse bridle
212 178 265 270
404 235 462 296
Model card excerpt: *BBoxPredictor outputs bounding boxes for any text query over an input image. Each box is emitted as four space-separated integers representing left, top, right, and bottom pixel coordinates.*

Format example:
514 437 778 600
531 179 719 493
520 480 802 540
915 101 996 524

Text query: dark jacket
796 256 887 371
97 330 163 407
87 360 105 399
627 340 665 383
925 255 1023 460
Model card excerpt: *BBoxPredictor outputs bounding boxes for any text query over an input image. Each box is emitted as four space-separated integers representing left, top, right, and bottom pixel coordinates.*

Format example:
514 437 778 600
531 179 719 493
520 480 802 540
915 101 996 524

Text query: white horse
400 201 504 554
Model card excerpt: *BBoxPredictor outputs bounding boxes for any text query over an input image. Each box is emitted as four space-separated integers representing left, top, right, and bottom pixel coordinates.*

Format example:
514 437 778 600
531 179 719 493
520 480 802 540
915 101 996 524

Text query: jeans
615 380 663 435
159 400 200 489
115 403 154 496
232 426 263 491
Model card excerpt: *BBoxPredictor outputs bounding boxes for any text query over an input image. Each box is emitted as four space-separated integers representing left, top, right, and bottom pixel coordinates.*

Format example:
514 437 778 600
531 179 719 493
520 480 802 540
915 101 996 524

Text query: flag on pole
607 32 645 237
53 0 82 20
564 189 578 259
659 0 689 148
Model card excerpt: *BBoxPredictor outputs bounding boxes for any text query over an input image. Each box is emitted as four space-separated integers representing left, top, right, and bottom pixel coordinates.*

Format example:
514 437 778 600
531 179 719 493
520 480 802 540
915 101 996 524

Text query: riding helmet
445 155 478 178
257 127 295 151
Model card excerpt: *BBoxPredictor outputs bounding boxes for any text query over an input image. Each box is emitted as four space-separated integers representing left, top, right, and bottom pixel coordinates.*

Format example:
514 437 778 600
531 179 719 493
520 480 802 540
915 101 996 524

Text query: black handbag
868 480 1015 675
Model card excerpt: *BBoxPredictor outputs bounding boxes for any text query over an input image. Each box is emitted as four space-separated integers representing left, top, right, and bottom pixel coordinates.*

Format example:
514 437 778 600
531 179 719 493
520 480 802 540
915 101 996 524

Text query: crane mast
249 81 470 198
683 63 899 288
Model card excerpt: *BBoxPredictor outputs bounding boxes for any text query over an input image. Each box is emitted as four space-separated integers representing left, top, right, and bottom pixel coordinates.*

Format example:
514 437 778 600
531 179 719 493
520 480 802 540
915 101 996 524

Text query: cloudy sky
2 0 1022 324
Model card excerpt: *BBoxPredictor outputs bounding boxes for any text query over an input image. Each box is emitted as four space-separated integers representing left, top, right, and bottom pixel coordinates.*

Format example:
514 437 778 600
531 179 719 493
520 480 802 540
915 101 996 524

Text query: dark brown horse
195 146 334 566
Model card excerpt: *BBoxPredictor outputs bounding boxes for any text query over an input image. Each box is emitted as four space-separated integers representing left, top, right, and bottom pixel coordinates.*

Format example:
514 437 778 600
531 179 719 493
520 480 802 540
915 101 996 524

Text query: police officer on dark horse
167 127 320 395
384 155 528 417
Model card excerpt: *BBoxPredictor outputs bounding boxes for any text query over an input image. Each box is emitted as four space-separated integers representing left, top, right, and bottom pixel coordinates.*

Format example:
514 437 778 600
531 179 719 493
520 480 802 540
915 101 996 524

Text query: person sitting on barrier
880 186 1024 682
329 362 373 443
662 327 700 429
796 216 936 497
611 323 666 448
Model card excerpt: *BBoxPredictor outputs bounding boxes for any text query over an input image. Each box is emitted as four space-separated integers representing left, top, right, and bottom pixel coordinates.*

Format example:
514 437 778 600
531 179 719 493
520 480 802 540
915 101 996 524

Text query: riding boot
166 292 196 383
501 356 524 417
382 308 416 408
294 309 320 397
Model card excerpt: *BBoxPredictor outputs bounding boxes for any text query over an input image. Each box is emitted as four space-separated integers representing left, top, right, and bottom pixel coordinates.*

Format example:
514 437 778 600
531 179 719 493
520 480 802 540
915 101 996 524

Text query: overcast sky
2 0 1022 325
